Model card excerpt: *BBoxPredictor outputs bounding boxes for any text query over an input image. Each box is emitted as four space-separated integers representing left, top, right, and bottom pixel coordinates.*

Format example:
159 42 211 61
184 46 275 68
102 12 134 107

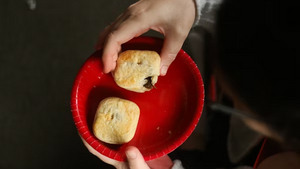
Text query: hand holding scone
96 0 196 76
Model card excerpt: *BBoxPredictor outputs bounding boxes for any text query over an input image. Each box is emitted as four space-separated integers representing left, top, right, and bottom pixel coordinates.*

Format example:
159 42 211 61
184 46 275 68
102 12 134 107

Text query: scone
93 97 140 144
113 50 161 93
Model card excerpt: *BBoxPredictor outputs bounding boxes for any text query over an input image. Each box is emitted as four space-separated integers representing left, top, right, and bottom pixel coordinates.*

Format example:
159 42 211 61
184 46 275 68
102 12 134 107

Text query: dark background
0 0 143 168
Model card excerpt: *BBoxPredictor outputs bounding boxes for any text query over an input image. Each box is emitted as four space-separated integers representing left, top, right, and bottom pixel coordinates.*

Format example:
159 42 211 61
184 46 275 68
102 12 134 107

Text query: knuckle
164 53 177 63
127 4 137 15
126 6 145 19
107 31 116 40
127 4 136 11
174 26 189 39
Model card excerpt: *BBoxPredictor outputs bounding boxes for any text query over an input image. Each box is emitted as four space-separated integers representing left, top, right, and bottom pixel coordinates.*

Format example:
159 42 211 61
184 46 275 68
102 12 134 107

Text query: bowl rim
71 36 205 161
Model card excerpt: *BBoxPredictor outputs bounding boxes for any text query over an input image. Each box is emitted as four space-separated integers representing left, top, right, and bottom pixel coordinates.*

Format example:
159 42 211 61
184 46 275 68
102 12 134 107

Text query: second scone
93 97 140 144
113 50 161 93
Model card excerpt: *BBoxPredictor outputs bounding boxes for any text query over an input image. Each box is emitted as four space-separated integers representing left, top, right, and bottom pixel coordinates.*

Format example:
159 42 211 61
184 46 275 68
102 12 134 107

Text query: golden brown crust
113 50 161 93
93 97 140 144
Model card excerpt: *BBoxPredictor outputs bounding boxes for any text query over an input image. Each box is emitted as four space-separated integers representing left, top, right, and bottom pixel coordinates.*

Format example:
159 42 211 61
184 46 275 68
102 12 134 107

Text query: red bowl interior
71 36 204 161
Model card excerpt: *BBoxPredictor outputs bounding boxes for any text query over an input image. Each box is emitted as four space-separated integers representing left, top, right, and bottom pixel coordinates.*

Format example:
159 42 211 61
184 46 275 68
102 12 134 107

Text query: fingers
101 17 150 73
96 13 129 50
147 155 173 169
159 30 187 76
96 25 112 50
79 133 149 169
126 146 150 169
79 134 118 166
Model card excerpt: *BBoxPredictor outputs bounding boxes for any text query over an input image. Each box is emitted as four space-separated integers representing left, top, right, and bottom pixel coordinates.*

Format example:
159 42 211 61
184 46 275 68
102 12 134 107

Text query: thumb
160 32 186 76
125 146 150 169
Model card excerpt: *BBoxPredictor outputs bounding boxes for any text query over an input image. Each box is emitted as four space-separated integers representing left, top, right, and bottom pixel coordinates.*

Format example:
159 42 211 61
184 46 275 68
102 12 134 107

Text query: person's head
214 0 300 150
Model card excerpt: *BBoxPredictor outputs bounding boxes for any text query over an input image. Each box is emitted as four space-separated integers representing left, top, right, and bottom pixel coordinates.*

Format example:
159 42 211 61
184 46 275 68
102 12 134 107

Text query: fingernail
161 66 168 76
126 150 137 159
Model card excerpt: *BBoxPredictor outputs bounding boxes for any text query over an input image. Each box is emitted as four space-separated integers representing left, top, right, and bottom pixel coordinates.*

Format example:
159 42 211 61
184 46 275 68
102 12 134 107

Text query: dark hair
215 0 300 150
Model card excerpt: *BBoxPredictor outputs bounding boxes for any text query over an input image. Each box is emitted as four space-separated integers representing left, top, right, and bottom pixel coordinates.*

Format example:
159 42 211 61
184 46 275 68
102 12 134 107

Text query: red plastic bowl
71 36 204 162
